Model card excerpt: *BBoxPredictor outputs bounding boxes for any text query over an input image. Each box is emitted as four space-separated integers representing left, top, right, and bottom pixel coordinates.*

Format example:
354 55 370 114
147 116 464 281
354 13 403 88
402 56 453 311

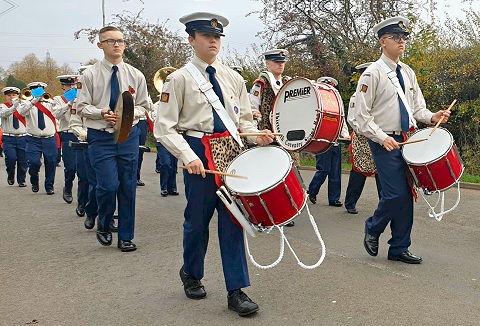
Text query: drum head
402 127 453 164
272 77 320 151
225 146 291 194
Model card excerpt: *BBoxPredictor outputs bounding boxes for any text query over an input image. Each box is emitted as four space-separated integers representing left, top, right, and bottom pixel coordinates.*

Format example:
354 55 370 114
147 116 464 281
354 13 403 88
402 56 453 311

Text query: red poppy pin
128 85 136 95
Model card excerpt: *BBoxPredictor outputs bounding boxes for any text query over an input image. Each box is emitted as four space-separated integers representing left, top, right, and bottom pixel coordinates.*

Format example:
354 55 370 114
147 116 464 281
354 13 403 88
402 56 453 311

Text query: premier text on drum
283 86 311 102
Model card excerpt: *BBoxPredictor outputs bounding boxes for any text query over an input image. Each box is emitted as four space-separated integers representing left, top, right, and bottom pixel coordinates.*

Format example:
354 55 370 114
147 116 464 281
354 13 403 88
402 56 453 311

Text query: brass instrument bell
153 67 177 92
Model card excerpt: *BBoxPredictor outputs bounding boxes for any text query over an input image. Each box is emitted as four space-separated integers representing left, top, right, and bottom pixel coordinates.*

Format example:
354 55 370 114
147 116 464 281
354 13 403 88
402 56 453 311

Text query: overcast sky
0 0 469 73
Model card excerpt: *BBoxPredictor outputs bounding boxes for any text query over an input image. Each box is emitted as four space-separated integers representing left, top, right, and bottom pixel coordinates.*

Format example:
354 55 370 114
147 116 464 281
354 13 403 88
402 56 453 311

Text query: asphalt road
1 153 479 326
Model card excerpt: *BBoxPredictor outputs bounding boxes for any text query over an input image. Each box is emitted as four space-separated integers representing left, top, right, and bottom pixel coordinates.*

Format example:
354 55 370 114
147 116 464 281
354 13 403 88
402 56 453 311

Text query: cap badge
210 19 218 28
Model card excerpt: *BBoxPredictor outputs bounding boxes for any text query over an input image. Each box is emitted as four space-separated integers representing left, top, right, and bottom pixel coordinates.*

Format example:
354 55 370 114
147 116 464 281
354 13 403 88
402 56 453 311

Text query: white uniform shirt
76 59 149 132
52 95 75 132
248 71 282 114
0 100 28 135
154 55 258 165
18 100 56 137
68 103 88 141
352 53 433 144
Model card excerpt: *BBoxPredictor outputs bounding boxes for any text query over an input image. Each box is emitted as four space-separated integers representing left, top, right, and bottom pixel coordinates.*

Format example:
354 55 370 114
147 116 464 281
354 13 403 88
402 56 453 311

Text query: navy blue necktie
37 105 45 130
206 66 227 133
109 65 119 110
396 65 410 133
12 114 19 129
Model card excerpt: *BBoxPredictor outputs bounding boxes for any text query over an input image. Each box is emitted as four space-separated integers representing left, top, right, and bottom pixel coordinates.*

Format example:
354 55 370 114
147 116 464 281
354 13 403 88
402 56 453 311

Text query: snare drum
402 127 464 192
224 146 306 227
272 77 344 154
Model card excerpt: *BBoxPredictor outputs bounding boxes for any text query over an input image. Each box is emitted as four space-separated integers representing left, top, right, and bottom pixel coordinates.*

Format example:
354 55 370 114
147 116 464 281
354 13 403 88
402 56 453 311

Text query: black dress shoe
179 265 206 299
110 224 118 232
118 240 137 252
308 193 317 204
96 230 112 246
284 221 295 227
227 289 259 317
347 207 358 214
46 189 55 195
7 178 14 185
161 190 168 197
388 251 422 264
364 230 379 257
18 182 26 187
168 190 179 196
136 179 145 186
84 217 95 230
62 187 73 203
155 169 160 173
32 184 39 193
329 200 343 207
76 205 86 217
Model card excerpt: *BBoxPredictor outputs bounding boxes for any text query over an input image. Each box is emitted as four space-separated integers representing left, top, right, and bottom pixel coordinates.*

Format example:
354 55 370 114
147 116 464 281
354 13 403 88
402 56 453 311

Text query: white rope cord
245 204 326 270
419 182 461 221
279 204 326 269
244 226 285 269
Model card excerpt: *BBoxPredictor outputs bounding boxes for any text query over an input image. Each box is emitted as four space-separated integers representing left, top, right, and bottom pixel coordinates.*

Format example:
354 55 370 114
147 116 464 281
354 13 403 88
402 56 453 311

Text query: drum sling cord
244 204 326 270
418 183 461 221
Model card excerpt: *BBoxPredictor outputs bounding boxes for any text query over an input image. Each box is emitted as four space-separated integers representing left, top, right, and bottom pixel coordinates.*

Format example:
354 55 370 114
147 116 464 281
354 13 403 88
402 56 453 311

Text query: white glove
31 97 40 105
12 98 19 108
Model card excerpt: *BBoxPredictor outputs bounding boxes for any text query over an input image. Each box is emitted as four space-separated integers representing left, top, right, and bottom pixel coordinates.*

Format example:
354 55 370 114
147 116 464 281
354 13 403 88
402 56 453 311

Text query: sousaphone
113 91 135 143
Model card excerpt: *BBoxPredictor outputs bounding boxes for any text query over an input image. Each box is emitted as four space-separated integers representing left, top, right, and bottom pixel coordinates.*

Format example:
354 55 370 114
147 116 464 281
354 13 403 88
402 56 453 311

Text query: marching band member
249 48 288 131
344 62 382 214
18 82 58 195
154 12 274 317
151 98 178 197
135 95 152 187
307 77 348 208
52 75 83 205
352 16 449 264
76 26 149 252
0 87 28 187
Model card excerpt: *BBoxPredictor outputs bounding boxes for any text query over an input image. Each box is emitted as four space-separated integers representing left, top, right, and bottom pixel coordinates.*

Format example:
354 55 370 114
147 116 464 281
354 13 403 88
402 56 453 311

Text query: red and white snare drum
402 127 464 192
224 146 306 227
272 77 344 154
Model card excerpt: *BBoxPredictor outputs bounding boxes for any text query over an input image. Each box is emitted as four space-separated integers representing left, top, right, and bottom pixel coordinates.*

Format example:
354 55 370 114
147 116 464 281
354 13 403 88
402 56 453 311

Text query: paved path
1 153 479 325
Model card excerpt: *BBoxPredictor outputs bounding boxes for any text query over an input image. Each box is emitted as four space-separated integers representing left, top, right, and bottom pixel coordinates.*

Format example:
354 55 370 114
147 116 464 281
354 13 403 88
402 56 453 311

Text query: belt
59 130 74 134
184 130 213 138
384 131 403 136
3 133 26 137
27 133 54 139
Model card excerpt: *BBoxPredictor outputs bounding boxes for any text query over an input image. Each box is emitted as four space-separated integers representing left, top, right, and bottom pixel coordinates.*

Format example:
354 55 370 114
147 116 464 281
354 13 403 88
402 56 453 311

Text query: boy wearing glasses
352 16 450 264
76 26 149 252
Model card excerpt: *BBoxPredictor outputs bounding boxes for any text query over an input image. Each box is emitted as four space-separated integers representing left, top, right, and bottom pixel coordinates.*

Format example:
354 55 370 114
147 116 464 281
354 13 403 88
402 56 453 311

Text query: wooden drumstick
429 99 456 136
238 132 283 137
397 138 428 146
179 166 248 179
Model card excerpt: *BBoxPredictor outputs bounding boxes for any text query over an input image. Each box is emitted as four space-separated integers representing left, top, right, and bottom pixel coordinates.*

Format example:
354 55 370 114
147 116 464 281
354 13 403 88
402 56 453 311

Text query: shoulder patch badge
76 82 82 89
253 90 259 97
160 92 170 103
360 84 368 93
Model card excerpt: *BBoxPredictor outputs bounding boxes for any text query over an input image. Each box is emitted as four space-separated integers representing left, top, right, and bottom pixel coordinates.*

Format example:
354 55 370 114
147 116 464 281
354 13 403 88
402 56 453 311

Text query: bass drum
272 77 344 154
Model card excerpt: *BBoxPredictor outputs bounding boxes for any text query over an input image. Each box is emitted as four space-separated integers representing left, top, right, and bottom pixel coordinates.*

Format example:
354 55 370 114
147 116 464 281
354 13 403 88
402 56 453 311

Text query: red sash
146 113 154 132
34 102 61 148
4 102 26 127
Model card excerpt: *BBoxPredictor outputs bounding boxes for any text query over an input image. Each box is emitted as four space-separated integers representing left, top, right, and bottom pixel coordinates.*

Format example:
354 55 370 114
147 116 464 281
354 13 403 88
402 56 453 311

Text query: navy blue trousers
308 144 342 202
137 119 148 180
155 141 178 192
59 132 78 192
366 136 413 256
344 170 382 210
87 126 139 241
182 135 249 291
2 135 27 184
75 146 90 209
26 135 57 191
82 146 98 220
